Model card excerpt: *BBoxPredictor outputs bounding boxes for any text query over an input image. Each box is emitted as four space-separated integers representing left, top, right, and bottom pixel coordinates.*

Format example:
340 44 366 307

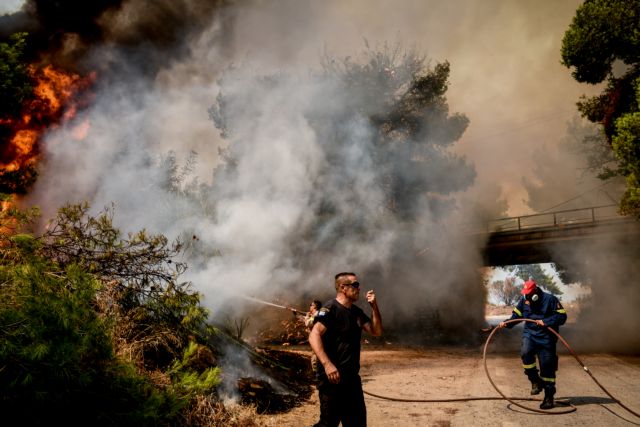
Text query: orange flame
1 65 95 179
35 65 81 113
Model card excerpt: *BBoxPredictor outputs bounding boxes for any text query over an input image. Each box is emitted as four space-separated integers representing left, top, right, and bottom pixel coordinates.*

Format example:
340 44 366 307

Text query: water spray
240 295 308 315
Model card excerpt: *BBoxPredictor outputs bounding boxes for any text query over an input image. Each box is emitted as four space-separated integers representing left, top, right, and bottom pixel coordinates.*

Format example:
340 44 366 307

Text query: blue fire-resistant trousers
521 335 558 396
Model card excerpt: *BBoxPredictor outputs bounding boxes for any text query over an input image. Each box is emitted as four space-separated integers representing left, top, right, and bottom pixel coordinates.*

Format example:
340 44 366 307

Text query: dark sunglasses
343 281 360 289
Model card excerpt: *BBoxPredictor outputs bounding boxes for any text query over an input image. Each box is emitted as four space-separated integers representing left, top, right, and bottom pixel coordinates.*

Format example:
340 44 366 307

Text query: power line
539 181 615 213
459 108 578 145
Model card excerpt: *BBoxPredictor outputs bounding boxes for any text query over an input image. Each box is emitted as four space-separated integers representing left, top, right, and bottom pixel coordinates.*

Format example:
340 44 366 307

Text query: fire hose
363 319 640 418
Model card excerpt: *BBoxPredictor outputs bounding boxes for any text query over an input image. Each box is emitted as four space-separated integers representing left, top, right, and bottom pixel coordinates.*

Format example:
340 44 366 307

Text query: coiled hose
363 318 640 418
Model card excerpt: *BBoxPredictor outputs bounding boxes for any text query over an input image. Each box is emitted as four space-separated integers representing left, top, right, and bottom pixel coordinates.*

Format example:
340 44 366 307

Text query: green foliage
561 0 640 216
168 342 221 397
0 32 33 119
0 261 110 390
561 0 640 84
506 264 563 297
10 233 40 254
0 204 221 424
0 255 181 425
321 45 474 219
612 82 640 214
0 201 40 256
35 202 215 369
40 202 187 293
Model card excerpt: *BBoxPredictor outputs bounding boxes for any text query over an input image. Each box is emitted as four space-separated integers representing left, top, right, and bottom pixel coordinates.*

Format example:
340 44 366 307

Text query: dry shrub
145 369 172 388
181 396 267 427
97 280 184 369
113 318 182 368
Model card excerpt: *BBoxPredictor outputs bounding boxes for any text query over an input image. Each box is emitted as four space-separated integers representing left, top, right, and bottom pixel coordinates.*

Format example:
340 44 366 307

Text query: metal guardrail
485 204 624 233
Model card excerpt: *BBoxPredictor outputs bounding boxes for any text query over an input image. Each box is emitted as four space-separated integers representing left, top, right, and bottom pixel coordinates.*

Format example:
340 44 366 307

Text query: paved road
262 346 640 427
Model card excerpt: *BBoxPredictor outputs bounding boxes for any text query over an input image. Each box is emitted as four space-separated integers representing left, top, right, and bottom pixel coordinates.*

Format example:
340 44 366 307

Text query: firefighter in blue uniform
498 279 567 409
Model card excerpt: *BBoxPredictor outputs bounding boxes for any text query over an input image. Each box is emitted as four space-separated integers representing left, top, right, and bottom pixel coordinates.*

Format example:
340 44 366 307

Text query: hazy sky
0 0 22 14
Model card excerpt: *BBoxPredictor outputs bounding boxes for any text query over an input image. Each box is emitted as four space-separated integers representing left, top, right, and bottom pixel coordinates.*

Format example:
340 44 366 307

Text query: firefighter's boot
530 381 543 395
540 395 554 409
539 384 555 409
524 367 543 395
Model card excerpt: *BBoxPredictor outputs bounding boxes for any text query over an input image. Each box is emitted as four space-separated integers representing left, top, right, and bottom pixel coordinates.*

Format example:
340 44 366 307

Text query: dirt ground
257 341 640 427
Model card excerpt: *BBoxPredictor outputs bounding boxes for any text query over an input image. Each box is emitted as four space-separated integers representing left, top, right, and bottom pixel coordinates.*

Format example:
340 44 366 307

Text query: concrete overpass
479 205 640 266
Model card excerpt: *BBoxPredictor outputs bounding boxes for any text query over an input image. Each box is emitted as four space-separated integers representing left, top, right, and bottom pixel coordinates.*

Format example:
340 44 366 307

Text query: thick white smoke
22 0 639 348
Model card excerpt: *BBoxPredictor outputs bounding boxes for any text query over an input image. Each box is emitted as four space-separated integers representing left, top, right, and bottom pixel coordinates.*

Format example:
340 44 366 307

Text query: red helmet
521 279 537 295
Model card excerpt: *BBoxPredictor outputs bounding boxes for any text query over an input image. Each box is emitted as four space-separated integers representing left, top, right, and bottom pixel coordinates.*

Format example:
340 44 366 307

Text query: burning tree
1 31 95 196
0 32 37 194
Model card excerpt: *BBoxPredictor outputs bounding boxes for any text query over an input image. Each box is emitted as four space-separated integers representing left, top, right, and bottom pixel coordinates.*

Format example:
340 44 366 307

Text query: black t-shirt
314 298 371 379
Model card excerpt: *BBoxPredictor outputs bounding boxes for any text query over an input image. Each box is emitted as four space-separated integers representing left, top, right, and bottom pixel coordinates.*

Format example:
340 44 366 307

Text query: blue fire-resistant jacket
505 291 567 344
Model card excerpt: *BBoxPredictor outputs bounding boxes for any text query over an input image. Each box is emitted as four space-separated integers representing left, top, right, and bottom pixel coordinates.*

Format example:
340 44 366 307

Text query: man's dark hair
335 272 356 280
334 272 356 290
312 300 322 310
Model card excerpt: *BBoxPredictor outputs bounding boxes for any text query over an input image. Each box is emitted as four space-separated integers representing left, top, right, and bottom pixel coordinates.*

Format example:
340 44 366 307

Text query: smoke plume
2 0 639 349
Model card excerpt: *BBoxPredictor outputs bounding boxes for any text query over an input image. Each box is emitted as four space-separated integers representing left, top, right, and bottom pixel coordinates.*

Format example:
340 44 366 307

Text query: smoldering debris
211 333 314 413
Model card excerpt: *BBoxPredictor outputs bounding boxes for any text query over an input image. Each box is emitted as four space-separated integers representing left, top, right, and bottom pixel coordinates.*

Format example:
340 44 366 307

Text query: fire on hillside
1 65 94 188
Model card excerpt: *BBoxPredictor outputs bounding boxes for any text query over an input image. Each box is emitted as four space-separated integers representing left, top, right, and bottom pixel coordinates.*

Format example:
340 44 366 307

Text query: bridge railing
486 204 622 232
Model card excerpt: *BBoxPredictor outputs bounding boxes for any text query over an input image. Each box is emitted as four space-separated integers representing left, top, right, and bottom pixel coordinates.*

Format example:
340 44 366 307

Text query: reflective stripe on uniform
556 309 566 313
540 376 555 382
513 307 522 317
522 362 537 369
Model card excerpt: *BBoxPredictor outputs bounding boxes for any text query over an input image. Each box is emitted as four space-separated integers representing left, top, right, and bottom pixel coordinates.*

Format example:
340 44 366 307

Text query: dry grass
113 320 182 368
181 397 269 427
96 280 184 370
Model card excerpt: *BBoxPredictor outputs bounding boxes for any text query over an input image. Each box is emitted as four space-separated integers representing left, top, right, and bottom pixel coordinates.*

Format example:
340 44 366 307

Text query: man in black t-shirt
309 272 383 427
